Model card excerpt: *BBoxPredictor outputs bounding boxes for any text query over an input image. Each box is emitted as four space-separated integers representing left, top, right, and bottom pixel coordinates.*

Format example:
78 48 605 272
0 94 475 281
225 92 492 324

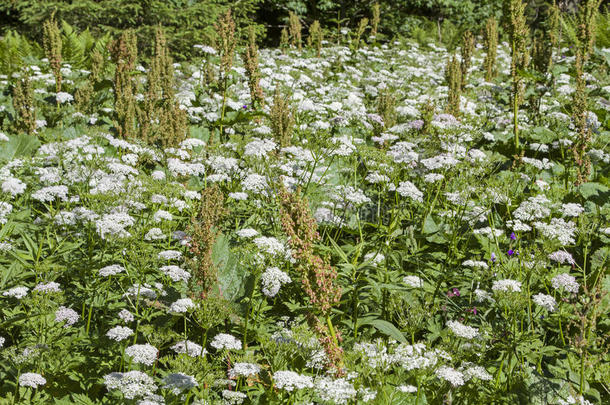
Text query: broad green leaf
0 133 40 162
360 318 407 343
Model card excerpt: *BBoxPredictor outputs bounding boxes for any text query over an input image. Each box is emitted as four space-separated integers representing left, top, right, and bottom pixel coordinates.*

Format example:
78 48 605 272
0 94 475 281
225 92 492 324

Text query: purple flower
490 252 496 263
508 249 515 257
510 232 516 241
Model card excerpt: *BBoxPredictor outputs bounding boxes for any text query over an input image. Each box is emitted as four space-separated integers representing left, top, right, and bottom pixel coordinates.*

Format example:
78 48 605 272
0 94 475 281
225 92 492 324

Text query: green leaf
360 318 407 343
213 234 247 302
0 133 40 162
577 182 610 206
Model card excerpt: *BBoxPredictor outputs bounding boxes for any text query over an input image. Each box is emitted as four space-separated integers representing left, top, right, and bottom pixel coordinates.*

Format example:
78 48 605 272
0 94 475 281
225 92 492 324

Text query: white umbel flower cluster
125 344 159 366
31 185 69 202
446 320 479 339
55 306 79 327
169 298 195 313
228 362 261 378
160 265 191 282
2 177 26 197
435 365 464 387
272 370 314 391
3 286 29 299
171 340 206 357
161 372 198 394
261 267 291 297
314 376 357 404
96 212 135 239
104 371 157 400
396 181 423 202
551 273 579 293
403 275 423 288
548 250 575 265
210 333 242 351
19 372 47 388
491 279 522 293
532 293 557 312
106 326 134 342
99 264 125 277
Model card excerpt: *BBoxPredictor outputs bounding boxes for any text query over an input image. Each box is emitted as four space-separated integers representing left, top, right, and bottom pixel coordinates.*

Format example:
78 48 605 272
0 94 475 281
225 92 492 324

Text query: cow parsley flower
96 212 135 239
273 371 314 391
2 177 26 197
447 320 479 339
125 344 158 366
261 267 291 297
228 363 261 378
548 250 575 265
532 293 557 312
19 372 47 388
169 298 195 313
244 138 276 158
33 281 61 293
0 202 12 224
236 228 258 238
118 309 135 323
152 210 172 223
55 306 79 327
397 385 418 393
104 371 157 400
462 364 492 381
314 377 357 404
107 326 134 342
31 185 69 202
161 373 198 394
145 228 165 240
221 389 247 404
396 181 423 202
172 340 207 357
534 218 576 246
435 366 464 387
403 275 423 288
3 286 29 299
551 273 579 293
158 250 182 261
56 92 74 103
491 279 522 293
160 265 190 282
99 264 125 277
561 203 584 217
462 260 488 269
210 333 242 351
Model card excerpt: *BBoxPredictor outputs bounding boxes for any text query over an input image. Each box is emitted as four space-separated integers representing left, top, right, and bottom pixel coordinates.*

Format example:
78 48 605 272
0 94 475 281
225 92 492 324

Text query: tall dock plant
243 26 264 108
279 187 344 372
445 55 462 117
214 10 236 142
460 30 475 85
571 0 603 185
12 70 37 135
42 14 62 97
288 12 302 50
504 0 530 152
371 3 381 40
307 20 323 57
484 17 498 81
109 30 138 139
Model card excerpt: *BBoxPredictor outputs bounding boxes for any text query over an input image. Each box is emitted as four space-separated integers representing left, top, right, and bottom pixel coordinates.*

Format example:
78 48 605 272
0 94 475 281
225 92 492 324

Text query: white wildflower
107 326 134 342
125 344 158 366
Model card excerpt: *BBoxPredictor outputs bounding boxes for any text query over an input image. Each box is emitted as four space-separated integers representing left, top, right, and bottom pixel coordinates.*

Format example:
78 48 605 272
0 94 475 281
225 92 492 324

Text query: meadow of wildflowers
0 8 609 405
